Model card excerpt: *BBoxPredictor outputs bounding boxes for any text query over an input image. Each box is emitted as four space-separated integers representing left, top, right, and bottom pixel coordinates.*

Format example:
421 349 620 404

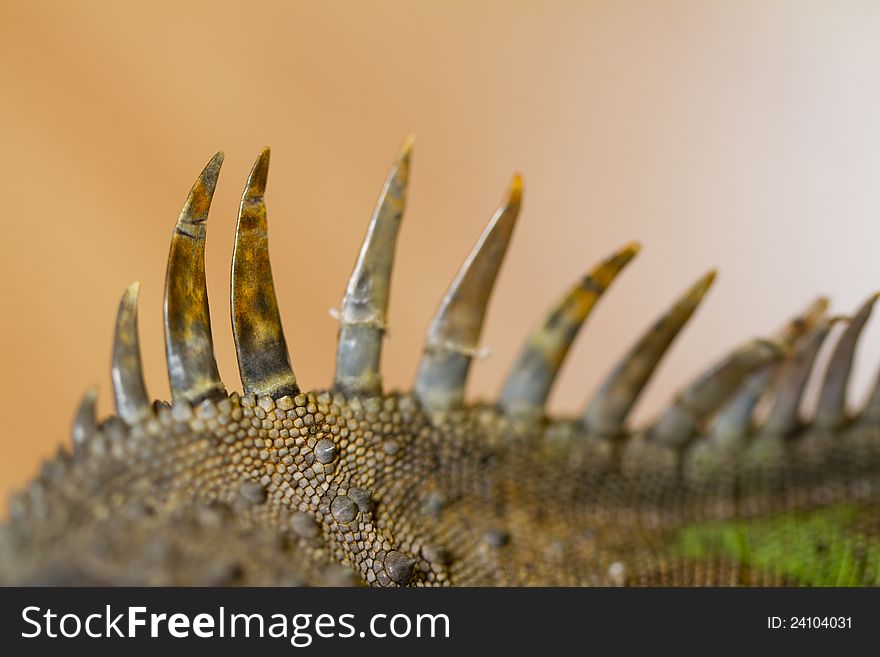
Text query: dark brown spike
333 135 413 397
231 147 299 399
163 151 226 405
414 175 522 412
498 242 640 419
581 270 716 436
111 282 151 423
649 338 787 448
814 293 879 429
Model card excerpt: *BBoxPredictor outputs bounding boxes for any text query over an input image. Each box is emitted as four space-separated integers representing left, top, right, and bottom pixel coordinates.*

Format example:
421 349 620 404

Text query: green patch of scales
673 504 880 586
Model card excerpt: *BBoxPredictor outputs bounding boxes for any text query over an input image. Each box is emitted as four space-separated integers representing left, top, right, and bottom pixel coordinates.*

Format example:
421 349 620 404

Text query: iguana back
2 140 878 586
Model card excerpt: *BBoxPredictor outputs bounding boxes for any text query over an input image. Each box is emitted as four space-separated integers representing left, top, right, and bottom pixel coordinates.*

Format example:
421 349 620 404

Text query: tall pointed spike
333 135 413 397
231 147 299 399
414 174 523 412
763 318 838 436
706 297 831 442
499 242 640 419
111 282 151 423
164 151 226 405
581 270 716 437
649 338 788 448
71 386 98 449
814 293 880 429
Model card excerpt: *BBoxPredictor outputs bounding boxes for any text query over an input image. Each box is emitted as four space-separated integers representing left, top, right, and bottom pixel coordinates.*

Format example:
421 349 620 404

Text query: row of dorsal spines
71 138 880 451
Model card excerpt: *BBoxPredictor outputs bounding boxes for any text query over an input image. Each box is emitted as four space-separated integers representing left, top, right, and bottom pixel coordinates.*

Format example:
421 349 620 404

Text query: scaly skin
2 389 879 586
2 142 879 586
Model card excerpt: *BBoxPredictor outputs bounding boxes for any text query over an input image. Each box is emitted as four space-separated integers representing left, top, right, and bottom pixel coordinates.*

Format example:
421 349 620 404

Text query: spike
707 298 831 442
649 338 787 448
762 318 837 436
498 242 640 419
71 386 98 449
581 271 716 437
814 293 879 429
111 282 151 424
776 296 829 345
706 365 777 445
414 175 523 412
164 151 226 405
862 354 880 423
333 135 413 397
231 147 299 399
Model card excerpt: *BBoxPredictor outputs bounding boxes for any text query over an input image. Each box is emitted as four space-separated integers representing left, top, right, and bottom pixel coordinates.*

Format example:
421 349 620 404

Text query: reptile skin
1 141 878 587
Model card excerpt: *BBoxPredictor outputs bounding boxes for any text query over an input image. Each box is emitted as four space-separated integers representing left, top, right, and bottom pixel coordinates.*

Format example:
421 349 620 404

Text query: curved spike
71 386 98 450
333 135 413 397
706 365 777 446
706 297 831 442
762 318 839 436
649 338 787 448
414 175 523 412
231 147 299 399
581 270 716 437
499 242 640 419
814 293 879 429
164 151 226 405
111 282 151 424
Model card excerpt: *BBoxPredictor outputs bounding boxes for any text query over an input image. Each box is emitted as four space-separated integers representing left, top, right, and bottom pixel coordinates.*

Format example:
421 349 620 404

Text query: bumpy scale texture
2 141 880 586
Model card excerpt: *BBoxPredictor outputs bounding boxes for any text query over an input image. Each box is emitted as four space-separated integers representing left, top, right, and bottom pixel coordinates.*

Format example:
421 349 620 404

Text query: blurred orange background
2 1 880 511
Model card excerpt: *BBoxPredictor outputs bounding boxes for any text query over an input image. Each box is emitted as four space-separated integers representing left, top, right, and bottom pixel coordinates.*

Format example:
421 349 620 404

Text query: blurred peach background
2 1 880 511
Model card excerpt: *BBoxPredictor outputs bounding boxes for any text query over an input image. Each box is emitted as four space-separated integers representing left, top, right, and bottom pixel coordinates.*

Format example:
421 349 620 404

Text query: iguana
2 138 878 586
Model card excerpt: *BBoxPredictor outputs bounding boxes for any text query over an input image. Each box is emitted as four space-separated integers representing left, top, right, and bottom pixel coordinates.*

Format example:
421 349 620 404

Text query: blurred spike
71 386 98 450
706 365 777 446
707 298 831 442
499 242 639 419
861 350 880 423
763 319 838 436
332 136 413 397
414 175 522 412
163 152 226 405
581 270 716 437
231 147 299 399
111 282 151 424
776 296 829 345
814 293 879 429
650 339 787 448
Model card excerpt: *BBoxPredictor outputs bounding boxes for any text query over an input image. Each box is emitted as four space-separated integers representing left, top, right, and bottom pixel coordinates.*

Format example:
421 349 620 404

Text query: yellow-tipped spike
499 241 640 419
582 270 716 437
414 174 523 412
